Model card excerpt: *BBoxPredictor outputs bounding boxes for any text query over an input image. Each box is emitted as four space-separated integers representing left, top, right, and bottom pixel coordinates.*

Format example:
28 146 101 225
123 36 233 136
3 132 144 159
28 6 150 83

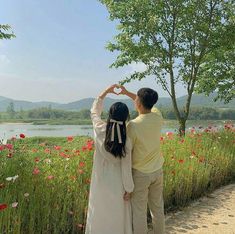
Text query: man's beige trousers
131 168 165 234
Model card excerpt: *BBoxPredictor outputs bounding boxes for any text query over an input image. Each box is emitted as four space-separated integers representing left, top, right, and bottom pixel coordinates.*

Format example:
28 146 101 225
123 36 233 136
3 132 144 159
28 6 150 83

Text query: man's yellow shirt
127 107 164 173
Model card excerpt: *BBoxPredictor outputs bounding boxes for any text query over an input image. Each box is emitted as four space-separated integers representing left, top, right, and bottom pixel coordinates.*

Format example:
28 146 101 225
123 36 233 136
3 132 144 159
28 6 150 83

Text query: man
119 86 165 234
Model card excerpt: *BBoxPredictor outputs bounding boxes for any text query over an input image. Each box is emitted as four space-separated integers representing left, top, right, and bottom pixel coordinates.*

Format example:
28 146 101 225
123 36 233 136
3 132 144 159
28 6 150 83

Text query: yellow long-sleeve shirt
127 107 164 173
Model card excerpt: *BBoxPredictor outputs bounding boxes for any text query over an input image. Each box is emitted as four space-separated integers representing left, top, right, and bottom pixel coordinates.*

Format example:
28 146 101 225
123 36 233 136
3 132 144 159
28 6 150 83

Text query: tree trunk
179 118 186 136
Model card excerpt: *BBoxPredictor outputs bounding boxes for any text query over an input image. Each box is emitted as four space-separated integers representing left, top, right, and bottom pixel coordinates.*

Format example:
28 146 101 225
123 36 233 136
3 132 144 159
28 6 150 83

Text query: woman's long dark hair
104 102 129 158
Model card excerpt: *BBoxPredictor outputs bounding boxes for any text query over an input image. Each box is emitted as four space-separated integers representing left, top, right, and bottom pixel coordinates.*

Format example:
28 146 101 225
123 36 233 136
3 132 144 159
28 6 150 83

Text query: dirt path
150 183 235 234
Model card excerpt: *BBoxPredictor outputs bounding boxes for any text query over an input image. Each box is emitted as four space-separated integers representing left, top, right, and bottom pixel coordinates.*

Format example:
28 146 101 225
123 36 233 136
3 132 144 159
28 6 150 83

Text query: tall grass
0 124 234 233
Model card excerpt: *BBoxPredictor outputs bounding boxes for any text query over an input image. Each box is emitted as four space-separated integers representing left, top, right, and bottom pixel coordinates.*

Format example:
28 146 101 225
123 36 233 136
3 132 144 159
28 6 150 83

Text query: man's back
127 107 164 173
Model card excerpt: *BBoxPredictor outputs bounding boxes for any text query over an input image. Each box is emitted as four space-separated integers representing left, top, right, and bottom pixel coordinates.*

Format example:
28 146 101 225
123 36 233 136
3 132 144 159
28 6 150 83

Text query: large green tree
0 24 15 40
100 0 235 133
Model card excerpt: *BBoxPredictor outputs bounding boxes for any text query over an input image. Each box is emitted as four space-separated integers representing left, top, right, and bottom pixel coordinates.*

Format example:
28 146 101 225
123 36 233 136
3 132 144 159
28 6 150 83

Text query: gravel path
149 183 235 234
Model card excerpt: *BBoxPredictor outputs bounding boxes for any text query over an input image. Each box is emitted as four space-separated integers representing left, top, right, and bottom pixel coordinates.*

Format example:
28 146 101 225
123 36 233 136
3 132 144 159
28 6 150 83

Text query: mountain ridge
0 93 234 112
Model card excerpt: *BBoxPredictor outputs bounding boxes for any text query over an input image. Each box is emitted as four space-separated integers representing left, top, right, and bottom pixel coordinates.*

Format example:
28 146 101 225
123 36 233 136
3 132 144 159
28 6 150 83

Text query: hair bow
110 119 123 144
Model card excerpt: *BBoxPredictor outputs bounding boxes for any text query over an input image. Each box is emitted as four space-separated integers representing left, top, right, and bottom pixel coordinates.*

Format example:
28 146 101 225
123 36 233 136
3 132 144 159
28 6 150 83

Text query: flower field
0 124 234 233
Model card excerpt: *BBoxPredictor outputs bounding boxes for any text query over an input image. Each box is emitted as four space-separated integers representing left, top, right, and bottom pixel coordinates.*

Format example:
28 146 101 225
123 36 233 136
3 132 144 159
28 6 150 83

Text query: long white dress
85 97 134 234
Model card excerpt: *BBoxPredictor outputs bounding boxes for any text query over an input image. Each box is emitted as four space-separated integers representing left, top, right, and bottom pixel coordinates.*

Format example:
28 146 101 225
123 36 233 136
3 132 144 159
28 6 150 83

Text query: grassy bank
0 124 234 233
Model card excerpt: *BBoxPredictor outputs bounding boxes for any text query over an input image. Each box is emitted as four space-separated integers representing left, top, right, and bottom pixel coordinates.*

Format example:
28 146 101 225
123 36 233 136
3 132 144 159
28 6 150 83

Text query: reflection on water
0 124 94 140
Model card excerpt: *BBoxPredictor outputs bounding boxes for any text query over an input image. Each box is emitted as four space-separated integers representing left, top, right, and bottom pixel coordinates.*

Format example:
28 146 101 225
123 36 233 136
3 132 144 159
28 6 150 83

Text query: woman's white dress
85 97 134 234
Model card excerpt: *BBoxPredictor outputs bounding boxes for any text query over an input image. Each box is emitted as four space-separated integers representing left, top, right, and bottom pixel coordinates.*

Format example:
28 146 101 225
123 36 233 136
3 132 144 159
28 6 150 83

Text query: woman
85 84 134 234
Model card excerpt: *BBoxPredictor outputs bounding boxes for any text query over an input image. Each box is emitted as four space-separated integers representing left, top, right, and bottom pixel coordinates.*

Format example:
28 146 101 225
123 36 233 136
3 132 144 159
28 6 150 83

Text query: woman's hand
117 85 129 95
123 191 131 201
99 84 119 99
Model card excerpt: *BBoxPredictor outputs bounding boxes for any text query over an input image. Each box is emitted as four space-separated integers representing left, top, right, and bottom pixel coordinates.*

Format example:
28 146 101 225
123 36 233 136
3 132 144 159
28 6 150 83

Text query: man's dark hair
137 88 158 110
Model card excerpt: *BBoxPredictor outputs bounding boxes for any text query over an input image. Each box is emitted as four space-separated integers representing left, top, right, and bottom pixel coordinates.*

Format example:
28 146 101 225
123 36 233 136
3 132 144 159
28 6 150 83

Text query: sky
0 0 186 103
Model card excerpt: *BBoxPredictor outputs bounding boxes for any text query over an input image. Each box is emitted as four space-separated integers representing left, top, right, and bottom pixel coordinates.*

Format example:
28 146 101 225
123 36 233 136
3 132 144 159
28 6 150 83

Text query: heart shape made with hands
113 87 122 95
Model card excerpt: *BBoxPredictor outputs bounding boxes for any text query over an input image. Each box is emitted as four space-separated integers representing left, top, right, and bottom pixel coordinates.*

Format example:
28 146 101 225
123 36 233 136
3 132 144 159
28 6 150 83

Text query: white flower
6 175 19 182
24 193 29 197
12 202 18 208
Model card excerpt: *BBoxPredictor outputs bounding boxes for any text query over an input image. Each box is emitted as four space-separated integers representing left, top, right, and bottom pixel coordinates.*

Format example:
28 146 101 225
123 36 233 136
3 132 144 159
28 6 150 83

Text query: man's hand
118 85 137 100
118 85 129 95
123 191 131 201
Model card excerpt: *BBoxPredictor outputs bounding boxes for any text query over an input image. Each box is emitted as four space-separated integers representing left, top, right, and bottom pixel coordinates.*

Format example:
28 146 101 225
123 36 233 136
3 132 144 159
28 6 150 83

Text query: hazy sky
0 0 186 103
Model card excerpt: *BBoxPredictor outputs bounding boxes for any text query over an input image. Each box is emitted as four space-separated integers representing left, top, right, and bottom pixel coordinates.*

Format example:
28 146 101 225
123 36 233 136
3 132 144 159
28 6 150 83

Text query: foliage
0 24 15 40
6 102 16 119
0 125 234 233
100 0 235 133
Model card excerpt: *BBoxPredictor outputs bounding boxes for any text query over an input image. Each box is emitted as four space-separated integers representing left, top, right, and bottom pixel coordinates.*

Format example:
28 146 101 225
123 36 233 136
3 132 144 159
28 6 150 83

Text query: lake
0 120 232 141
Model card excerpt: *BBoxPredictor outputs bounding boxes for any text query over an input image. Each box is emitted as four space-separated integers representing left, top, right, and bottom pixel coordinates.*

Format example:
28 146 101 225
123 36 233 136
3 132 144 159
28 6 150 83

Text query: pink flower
78 169 84 174
0 145 5 151
79 162 85 168
5 144 13 150
33 167 40 175
47 175 54 180
82 146 87 152
54 145 61 150
166 132 173 137
67 136 74 142
44 148 51 154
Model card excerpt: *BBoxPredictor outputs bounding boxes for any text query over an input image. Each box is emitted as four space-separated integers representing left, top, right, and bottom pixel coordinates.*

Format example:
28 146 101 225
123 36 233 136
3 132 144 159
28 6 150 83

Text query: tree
6 102 16 119
100 0 235 134
0 24 15 40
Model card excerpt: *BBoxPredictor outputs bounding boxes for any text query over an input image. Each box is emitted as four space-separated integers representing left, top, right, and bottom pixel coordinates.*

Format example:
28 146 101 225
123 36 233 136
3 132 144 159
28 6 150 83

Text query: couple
85 84 165 234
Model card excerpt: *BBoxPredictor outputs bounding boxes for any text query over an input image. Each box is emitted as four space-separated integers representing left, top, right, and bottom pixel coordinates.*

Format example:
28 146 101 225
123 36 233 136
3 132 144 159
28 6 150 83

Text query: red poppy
190 129 195 134
44 148 51 154
0 145 4 151
82 146 87 151
180 139 185 143
33 167 40 175
75 150 80 155
60 152 69 158
0 204 7 211
20 133 25 138
79 162 85 168
47 175 54 180
5 144 13 150
67 136 74 142
199 157 205 163
7 153 13 158
54 146 61 151
78 169 84 174
178 159 184 163
34 157 40 163
166 132 173 137
86 178 91 184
